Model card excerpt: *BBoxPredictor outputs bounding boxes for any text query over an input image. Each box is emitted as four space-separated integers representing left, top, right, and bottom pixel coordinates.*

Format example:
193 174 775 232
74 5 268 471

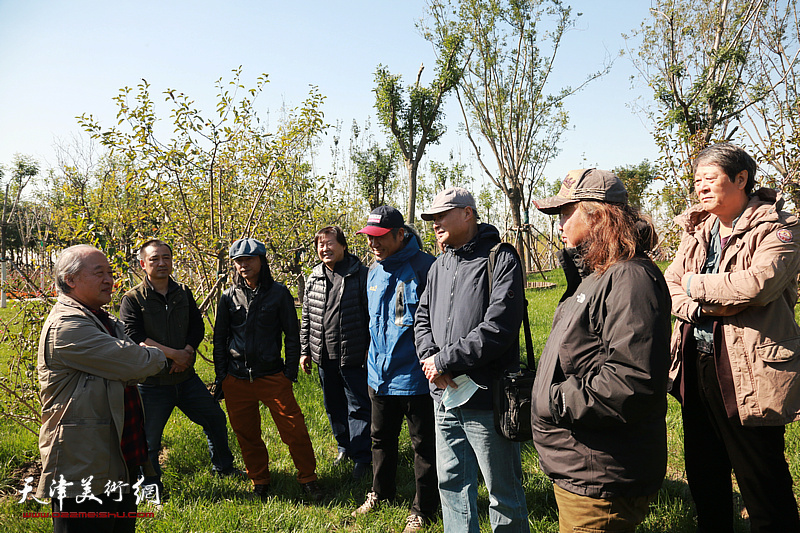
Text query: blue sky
0 0 658 191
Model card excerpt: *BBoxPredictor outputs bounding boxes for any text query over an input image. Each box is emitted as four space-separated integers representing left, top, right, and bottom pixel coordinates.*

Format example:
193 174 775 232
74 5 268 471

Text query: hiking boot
352 491 380 517
301 480 324 502
402 513 427 533
253 483 270 502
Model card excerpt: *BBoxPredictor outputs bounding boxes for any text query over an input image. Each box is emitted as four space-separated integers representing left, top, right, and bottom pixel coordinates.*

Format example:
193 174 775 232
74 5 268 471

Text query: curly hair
577 201 658 275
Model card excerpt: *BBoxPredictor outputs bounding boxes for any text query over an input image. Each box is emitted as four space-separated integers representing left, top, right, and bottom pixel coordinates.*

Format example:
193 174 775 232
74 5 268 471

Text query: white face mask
441 374 486 411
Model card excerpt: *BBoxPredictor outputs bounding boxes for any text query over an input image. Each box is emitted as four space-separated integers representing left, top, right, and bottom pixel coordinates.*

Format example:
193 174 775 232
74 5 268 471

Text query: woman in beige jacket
665 143 800 532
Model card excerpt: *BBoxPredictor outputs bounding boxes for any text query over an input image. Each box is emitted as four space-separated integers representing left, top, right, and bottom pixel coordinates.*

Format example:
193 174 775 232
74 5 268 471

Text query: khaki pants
553 483 652 533
223 373 317 485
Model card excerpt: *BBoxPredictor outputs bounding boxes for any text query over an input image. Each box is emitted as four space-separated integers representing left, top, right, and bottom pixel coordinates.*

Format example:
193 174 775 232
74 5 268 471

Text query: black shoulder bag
488 243 536 442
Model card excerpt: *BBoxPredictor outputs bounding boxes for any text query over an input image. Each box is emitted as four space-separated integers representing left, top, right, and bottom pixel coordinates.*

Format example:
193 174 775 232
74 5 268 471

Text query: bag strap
488 242 536 375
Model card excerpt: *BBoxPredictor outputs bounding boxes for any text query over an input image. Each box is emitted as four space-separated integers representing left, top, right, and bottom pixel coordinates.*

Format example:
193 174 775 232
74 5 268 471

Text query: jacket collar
380 234 421 268
143 276 179 297
447 223 500 257
675 188 784 237
312 253 362 277
55 294 117 334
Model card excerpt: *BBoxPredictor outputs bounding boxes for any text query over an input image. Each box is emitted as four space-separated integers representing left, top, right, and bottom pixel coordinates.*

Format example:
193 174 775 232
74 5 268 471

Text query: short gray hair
55 245 102 295
692 142 758 195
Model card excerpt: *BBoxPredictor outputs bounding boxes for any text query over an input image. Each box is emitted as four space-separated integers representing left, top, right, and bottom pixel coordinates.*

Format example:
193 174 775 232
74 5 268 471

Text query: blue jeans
139 374 235 480
318 359 372 464
434 402 529 533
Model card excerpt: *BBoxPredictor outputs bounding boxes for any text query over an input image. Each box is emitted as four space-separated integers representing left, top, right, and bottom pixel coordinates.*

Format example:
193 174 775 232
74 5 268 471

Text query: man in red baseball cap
353 206 439 533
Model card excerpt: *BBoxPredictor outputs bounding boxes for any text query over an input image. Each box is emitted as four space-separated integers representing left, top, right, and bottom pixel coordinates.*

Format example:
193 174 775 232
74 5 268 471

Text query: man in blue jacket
352 206 439 533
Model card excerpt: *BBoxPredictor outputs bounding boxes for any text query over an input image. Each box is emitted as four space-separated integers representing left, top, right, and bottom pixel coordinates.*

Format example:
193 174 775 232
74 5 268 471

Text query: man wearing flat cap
415 187 530 533
213 238 322 502
351 206 439 533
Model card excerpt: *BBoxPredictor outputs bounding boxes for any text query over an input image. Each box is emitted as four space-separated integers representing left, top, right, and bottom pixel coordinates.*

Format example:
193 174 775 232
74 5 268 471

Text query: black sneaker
253 483 270 502
215 466 246 479
402 513 428 533
301 480 324 502
352 462 371 480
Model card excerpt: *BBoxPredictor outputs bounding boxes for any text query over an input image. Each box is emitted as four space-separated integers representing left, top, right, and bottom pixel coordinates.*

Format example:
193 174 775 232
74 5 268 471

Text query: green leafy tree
1 155 39 262
422 0 609 261
352 142 399 210
613 160 657 212
627 0 778 217
737 0 800 211
73 69 332 302
373 31 464 222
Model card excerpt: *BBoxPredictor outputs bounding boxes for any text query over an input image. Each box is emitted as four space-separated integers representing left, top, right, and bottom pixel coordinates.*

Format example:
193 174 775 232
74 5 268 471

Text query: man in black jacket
415 188 529 533
300 226 371 479
213 238 322 502
120 239 238 497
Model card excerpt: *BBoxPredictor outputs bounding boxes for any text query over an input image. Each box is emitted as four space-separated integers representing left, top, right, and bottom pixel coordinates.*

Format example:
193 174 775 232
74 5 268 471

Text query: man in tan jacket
665 143 800 532
37 245 174 533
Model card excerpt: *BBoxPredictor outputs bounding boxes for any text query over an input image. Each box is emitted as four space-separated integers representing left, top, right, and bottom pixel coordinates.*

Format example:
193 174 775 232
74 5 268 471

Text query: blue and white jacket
367 234 435 395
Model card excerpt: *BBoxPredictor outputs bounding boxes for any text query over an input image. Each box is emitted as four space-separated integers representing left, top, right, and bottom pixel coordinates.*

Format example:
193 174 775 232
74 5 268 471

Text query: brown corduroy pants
222 373 317 486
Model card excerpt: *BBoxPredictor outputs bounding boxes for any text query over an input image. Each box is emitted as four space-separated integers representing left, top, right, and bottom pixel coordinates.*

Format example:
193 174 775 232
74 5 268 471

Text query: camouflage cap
534 168 628 215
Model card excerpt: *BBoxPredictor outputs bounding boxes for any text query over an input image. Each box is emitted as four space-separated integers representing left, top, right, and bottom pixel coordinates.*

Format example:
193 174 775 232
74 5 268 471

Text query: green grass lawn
0 267 798 531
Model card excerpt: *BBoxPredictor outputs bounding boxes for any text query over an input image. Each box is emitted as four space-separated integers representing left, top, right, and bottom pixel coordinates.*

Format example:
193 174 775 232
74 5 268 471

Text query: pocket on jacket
756 336 800 363
231 305 247 327
54 420 112 478
394 280 418 327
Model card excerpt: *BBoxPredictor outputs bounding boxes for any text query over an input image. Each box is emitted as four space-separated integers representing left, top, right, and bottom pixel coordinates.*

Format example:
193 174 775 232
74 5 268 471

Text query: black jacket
120 278 204 386
300 253 369 368
213 280 300 382
415 223 523 410
531 247 671 499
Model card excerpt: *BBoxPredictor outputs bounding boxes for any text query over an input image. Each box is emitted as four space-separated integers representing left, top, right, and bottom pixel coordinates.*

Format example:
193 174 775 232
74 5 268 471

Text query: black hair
138 239 173 260
232 255 274 290
313 226 348 254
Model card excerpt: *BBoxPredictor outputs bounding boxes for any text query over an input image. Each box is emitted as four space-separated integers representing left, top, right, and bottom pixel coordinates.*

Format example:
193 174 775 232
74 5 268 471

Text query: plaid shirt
91 308 149 467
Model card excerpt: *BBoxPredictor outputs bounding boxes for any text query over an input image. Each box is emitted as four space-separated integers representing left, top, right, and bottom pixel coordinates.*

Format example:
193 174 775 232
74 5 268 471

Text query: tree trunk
508 187 524 261
407 159 418 223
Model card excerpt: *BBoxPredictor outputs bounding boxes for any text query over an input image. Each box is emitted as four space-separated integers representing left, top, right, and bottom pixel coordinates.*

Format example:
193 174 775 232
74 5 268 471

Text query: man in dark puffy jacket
120 239 238 498
213 238 322 502
300 226 371 480
415 188 529 533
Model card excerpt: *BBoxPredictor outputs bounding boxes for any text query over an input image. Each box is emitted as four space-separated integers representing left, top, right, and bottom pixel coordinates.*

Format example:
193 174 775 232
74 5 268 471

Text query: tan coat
36 295 166 498
665 189 800 426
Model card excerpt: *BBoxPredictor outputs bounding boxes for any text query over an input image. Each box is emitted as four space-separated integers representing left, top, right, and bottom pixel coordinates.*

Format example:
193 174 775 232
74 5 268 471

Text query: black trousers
52 491 137 533
368 387 439 518
682 345 800 533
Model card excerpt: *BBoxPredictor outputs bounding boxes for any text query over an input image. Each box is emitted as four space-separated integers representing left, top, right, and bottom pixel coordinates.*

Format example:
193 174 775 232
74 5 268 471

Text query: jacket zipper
445 253 460 344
